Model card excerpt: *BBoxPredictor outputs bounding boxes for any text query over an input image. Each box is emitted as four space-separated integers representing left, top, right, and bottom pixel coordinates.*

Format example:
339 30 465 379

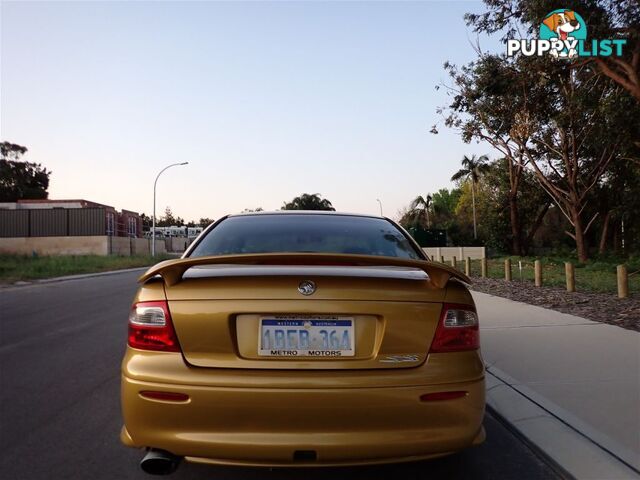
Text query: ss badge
379 354 421 363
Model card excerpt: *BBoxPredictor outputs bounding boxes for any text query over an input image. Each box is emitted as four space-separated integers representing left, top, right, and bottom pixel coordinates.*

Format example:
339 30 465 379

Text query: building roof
16 199 114 209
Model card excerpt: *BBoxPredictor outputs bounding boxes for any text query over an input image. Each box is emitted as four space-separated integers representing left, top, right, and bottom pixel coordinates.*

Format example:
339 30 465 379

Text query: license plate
258 317 355 357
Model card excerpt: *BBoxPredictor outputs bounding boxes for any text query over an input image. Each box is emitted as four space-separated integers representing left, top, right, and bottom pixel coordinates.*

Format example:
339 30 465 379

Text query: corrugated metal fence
0 208 106 237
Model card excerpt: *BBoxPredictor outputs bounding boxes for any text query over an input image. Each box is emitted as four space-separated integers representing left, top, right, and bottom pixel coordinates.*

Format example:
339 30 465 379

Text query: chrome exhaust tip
140 448 181 475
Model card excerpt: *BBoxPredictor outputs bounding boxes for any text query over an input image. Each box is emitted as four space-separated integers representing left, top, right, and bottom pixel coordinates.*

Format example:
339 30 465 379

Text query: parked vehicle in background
144 231 166 239
144 226 203 239
187 227 203 238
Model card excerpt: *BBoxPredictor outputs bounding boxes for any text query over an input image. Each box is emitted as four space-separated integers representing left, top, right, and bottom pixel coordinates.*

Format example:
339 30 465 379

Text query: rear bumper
121 374 485 466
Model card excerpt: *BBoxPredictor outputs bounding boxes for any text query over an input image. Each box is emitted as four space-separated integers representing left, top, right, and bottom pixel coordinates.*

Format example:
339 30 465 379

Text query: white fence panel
423 246 486 261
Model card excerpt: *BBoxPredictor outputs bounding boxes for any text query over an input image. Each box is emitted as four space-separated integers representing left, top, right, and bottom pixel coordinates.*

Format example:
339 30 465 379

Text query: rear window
189 214 421 259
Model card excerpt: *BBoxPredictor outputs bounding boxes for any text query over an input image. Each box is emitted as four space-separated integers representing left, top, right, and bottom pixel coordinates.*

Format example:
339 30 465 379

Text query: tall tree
451 1 640 258
157 206 184 227
507 56 638 261
450 155 491 239
430 188 462 229
438 54 540 255
281 193 335 211
0 142 51 202
400 189 461 230
409 194 433 228
140 213 152 230
584 146 640 254
440 50 638 261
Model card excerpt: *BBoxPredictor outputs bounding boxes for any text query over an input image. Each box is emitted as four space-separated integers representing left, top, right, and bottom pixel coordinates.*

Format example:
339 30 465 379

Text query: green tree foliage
437 0 640 261
465 0 640 101
513 58 637 261
407 194 433 228
451 155 491 239
0 142 51 202
593 160 640 254
157 206 184 227
399 188 463 244
281 193 335 211
140 213 152 229
198 217 215 227
437 54 543 255
430 188 462 228
440 52 639 261
454 159 550 252
451 155 491 184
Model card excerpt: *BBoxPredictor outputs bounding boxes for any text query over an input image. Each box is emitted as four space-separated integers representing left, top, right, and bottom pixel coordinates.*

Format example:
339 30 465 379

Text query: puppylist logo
507 9 627 59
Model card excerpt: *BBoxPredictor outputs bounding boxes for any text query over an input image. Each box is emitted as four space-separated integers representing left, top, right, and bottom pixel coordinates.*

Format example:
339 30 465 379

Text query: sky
1 0 502 222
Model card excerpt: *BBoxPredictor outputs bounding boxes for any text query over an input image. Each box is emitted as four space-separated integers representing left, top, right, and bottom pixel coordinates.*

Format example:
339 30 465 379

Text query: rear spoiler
138 253 471 289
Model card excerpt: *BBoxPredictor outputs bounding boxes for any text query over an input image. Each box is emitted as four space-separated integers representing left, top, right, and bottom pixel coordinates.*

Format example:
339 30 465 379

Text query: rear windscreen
189 214 421 259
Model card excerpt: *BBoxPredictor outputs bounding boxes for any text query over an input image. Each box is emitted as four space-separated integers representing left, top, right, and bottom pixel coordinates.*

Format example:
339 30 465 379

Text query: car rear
121 213 485 471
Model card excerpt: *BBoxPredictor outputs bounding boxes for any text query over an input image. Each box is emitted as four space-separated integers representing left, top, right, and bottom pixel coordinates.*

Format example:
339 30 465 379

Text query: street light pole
376 198 383 216
152 162 189 257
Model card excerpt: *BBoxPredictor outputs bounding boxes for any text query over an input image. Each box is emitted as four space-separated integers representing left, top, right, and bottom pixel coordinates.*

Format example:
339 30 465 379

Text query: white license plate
258 317 355 357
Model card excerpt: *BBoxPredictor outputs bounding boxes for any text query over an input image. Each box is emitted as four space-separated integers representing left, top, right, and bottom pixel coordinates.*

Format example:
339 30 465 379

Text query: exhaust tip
140 448 181 475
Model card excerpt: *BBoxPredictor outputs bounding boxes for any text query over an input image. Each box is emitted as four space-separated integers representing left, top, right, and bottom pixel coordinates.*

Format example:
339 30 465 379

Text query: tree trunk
613 222 620 254
508 192 522 256
571 208 589 262
598 211 611 255
471 183 477 240
522 202 550 256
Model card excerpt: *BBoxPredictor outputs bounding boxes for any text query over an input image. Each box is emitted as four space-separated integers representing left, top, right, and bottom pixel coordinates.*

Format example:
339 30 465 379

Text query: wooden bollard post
481 258 487 278
465 257 471 276
504 258 512 281
451 256 457 270
617 265 628 299
440 255 445 263
565 262 575 292
534 260 542 287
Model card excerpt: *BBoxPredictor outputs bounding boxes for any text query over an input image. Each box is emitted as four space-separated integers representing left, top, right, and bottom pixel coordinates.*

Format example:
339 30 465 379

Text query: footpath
473 291 640 479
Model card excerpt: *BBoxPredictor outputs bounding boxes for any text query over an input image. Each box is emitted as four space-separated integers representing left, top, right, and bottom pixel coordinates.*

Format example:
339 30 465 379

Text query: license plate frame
258 316 355 357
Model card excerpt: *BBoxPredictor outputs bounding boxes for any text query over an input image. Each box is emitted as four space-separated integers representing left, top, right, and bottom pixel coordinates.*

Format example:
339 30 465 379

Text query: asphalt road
0 270 560 480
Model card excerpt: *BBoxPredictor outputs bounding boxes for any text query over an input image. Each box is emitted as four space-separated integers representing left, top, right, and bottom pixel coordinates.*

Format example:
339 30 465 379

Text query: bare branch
584 212 600 235
594 58 640 100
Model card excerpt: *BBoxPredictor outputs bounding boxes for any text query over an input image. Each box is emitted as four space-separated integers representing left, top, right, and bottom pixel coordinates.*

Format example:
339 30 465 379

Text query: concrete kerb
37 267 149 284
1 267 149 290
486 367 640 480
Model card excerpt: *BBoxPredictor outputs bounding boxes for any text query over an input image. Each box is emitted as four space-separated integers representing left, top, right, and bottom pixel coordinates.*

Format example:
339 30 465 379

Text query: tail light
128 301 181 352
429 303 479 353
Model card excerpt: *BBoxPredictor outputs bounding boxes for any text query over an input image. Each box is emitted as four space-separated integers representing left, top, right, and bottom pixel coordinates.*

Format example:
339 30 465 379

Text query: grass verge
3 253 637 295
0 254 176 284
458 256 639 294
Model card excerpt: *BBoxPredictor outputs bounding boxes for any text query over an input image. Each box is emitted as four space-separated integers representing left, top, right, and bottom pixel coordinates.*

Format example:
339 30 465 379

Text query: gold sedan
121 212 485 475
